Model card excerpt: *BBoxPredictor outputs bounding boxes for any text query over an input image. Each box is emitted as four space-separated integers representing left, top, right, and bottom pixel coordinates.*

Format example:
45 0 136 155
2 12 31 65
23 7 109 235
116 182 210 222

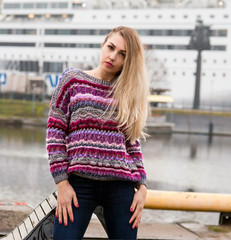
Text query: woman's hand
129 184 147 229
56 180 79 226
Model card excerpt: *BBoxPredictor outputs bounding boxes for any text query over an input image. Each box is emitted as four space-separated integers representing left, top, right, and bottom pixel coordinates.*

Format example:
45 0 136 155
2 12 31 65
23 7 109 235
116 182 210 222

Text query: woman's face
99 32 126 76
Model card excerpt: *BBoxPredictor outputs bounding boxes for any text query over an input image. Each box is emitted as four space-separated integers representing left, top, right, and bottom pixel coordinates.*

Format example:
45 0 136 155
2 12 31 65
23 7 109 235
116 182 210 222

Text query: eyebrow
109 42 126 53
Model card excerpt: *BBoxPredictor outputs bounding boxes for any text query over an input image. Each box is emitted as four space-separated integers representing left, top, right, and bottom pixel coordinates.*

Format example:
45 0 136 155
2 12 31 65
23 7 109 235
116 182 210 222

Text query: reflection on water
0 126 56 206
143 133 231 195
1 126 231 224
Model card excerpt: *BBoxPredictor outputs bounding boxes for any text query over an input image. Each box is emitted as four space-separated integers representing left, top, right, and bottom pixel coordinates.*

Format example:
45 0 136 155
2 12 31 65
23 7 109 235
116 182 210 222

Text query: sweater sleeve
46 69 73 184
126 139 147 186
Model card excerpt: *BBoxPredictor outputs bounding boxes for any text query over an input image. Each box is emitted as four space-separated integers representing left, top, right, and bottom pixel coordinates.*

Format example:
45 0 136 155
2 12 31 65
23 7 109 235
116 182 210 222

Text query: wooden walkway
1 192 106 240
1 192 57 240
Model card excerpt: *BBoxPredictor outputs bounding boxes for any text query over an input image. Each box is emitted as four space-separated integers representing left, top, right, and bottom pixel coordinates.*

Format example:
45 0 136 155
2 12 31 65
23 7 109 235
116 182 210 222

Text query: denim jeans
53 174 137 240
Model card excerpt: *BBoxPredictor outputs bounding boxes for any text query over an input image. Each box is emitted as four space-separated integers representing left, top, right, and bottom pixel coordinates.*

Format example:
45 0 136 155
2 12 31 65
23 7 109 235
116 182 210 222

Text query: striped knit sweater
46 68 146 185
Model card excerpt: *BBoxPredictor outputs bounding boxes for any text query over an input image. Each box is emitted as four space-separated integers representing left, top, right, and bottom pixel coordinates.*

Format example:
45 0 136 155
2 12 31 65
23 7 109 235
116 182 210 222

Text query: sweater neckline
78 69 117 87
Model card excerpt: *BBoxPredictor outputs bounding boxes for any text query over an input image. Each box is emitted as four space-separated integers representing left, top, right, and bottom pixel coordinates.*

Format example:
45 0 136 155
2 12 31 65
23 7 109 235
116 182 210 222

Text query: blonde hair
104 26 150 144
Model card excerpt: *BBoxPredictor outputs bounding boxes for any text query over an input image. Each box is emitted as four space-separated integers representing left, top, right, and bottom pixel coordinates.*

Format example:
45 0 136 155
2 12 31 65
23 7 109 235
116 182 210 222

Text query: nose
109 51 117 61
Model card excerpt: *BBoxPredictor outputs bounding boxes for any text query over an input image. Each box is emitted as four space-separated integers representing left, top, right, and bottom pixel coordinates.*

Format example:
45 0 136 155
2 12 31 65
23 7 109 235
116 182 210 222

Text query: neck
93 67 115 82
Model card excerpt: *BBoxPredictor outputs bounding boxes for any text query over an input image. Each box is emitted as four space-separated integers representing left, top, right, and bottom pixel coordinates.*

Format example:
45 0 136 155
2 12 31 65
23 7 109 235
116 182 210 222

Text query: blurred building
0 0 230 107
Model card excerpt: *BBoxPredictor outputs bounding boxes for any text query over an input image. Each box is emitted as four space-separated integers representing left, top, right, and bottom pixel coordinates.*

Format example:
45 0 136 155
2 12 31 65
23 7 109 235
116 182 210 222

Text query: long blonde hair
103 26 150 144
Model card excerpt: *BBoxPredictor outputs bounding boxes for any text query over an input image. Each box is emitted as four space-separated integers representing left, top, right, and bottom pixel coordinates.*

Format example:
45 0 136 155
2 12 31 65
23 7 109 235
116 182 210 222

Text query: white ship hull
0 0 230 107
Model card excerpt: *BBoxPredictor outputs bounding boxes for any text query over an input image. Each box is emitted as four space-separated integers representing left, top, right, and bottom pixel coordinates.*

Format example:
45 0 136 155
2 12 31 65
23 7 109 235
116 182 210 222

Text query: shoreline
1 116 231 137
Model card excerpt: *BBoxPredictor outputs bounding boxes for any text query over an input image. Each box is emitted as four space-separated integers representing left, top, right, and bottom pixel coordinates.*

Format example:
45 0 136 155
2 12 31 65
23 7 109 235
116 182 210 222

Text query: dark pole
193 50 201 109
188 20 210 110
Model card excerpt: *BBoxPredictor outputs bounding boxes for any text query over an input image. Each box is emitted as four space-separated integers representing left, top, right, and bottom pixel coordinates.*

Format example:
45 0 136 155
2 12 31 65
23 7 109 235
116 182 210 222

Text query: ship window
133 15 138 18
43 62 63 73
107 15 111 19
91 44 101 48
183 15 188 18
0 60 21 71
36 3 48 9
210 29 227 37
45 29 56 35
16 29 23 34
77 29 92 35
51 2 68 8
0 42 35 47
70 29 77 35
4 3 20 9
99 29 110 35
137 30 148 36
44 43 101 48
73 3 84 9
26 29 36 35
15 29 36 35
57 29 71 35
211 45 226 51
23 3 34 9
224 15 228 18
223 73 226 77
19 61 39 72
158 15 162 18
121 15 126 18
210 15 215 18
171 15 175 18
0 29 9 34
45 43 75 47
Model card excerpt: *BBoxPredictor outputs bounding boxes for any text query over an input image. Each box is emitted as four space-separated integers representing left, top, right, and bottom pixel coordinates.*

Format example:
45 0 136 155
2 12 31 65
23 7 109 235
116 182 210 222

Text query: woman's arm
56 180 79 226
126 139 147 186
126 139 147 228
129 184 147 229
46 69 73 183
46 69 78 225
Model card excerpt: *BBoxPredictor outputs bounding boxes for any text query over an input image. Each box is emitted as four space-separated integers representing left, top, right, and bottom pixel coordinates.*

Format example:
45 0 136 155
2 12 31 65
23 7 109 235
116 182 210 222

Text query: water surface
1 126 230 224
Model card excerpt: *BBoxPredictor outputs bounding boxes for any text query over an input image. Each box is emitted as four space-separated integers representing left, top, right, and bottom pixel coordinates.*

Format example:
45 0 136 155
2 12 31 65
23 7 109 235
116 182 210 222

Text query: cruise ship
0 0 230 107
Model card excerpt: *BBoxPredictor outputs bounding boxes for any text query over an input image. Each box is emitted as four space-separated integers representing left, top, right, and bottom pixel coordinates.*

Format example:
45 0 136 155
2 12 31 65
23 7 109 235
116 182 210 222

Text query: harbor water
1 125 231 225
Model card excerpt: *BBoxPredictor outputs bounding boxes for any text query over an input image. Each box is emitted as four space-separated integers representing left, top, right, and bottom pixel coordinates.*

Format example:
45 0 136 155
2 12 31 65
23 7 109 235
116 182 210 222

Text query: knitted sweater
46 68 146 185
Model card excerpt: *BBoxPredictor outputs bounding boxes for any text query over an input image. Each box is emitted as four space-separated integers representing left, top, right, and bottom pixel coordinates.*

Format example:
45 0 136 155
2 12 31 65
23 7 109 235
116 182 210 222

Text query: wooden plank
18 222 27 239
29 211 39 228
47 192 57 209
35 205 46 221
4 233 14 240
12 227 21 240
41 199 52 215
53 191 58 198
24 215 33 234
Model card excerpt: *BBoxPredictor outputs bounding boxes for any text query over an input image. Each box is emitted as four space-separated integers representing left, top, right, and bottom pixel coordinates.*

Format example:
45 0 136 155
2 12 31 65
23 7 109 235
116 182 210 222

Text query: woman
46 26 149 240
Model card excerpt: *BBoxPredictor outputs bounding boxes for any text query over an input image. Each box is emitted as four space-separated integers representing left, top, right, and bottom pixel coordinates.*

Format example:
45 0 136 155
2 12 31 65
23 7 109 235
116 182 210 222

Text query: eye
119 52 126 58
108 45 114 50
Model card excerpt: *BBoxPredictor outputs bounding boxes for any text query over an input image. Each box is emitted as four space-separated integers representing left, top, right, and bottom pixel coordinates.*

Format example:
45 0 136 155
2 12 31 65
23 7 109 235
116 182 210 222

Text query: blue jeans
53 174 137 240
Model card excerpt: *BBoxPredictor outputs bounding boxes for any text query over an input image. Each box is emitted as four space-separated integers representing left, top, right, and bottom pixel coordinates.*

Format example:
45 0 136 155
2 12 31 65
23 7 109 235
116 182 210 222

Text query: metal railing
144 190 231 225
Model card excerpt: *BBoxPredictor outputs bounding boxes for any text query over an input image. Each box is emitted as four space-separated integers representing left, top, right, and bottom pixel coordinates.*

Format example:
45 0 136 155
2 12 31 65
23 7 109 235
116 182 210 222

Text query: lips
105 62 113 67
